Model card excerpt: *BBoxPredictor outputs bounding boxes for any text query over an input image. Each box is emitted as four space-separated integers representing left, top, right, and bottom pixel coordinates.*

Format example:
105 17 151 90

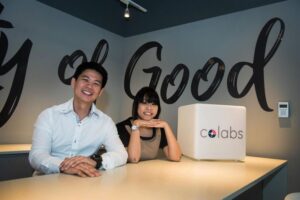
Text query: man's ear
98 88 104 97
71 78 75 89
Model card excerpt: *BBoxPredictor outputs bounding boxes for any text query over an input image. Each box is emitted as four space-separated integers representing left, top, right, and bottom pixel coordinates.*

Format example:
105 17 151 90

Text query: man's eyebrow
81 74 102 84
95 80 102 84
81 75 89 79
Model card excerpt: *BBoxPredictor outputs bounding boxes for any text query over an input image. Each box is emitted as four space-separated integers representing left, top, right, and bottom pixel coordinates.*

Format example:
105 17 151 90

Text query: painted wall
0 0 125 143
120 0 300 192
0 0 299 193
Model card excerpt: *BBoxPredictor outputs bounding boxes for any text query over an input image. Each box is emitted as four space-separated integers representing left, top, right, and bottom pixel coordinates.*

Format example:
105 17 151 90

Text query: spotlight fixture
120 0 147 19
124 4 130 18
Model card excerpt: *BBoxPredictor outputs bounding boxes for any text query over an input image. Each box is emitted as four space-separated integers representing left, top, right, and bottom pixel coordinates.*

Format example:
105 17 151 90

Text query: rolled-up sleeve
29 109 63 174
29 100 128 173
101 121 128 169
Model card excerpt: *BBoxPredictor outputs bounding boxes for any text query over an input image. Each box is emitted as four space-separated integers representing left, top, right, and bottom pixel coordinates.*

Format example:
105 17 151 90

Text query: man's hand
60 162 101 177
60 156 96 170
59 156 100 177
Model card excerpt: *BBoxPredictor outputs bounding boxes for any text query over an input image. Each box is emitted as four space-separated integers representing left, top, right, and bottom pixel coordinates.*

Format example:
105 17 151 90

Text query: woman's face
137 101 158 120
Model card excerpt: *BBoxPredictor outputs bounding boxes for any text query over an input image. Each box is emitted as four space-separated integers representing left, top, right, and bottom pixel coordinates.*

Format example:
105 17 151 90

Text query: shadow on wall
278 118 291 128
96 90 110 113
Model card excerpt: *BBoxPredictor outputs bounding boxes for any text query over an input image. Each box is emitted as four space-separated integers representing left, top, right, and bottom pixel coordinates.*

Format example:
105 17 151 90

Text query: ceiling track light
124 4 130 18
120 0 147 19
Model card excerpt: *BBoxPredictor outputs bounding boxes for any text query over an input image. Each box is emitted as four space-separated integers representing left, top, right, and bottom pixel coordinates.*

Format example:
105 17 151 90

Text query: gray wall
119 0 300 193
0 0 299 193
0 0 125 143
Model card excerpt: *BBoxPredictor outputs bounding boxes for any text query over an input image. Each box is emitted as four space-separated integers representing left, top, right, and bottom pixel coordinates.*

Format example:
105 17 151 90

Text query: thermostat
278 102 289 118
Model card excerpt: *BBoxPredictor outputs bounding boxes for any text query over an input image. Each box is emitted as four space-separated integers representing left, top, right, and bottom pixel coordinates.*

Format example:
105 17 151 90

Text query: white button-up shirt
29 98 127 174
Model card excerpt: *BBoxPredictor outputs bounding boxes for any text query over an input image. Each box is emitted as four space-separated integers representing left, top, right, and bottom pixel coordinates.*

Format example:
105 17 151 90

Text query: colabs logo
208 130 217 138
200 126 244 139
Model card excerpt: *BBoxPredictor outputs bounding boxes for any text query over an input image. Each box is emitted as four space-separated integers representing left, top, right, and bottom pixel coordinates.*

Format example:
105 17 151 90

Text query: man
29 62 127 177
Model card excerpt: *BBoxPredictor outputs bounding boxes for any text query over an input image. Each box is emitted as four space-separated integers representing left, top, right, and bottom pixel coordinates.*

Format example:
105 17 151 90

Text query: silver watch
131 125 139 131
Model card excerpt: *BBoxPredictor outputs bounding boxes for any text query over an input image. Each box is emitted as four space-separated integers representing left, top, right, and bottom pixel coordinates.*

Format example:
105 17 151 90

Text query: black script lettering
124 18 284 110
191 57 225 101
0 3 33 127
90 39 109 65
58 50 87 85
227 18 285 111
58 39 109 85
143 66 162 90
161 64 189 104
124 41 162 98
0 4 13 29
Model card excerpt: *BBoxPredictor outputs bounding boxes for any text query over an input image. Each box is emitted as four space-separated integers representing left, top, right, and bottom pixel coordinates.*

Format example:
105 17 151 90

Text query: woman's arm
149 119 182 161
126 120 142 163
161 121 182 161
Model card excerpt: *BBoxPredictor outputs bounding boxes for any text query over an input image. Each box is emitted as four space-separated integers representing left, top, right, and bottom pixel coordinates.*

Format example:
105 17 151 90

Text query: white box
177 103 246 161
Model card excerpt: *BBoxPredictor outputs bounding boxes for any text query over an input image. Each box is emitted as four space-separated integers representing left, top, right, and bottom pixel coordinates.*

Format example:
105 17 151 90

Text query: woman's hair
132 87 161 119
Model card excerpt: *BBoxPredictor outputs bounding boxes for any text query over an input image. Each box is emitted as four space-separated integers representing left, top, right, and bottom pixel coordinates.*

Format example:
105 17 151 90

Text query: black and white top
116 117 168 160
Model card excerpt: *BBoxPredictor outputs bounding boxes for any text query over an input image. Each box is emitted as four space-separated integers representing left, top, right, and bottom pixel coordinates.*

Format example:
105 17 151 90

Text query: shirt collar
58 98 100 118
90 102 100 117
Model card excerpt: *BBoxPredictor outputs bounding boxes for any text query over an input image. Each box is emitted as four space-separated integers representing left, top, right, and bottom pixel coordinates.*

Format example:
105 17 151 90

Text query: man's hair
132 87 161 120
73 62 108 88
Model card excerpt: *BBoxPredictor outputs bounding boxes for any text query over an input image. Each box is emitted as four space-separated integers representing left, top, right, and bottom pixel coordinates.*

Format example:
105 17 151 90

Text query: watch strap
90 154 103 169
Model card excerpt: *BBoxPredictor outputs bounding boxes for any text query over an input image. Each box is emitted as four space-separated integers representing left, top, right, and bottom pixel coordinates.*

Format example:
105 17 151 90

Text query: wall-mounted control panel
278 102 289 118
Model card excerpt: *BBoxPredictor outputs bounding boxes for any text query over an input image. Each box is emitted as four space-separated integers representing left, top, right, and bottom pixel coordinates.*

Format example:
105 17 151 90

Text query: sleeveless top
116 117 167 160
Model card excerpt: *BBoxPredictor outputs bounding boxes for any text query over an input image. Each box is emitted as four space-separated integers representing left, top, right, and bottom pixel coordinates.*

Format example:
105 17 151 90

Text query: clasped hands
133 119 169 129
59 156 100 177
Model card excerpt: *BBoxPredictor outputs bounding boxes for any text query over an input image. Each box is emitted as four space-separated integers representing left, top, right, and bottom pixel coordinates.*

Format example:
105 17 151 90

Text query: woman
116 87 181 163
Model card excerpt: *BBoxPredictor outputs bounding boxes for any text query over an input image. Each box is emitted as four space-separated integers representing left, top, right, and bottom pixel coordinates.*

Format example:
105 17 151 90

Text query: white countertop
0 156 287 200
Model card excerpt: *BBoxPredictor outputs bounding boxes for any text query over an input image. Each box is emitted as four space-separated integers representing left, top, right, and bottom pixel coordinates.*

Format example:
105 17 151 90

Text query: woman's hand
133 119 168 129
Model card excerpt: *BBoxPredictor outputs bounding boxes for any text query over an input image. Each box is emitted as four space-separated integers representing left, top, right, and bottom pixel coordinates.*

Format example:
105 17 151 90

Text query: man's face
71 69 103 104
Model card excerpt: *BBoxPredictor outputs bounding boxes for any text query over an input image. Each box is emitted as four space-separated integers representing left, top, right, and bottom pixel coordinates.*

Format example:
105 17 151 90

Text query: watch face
131 125 139 131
